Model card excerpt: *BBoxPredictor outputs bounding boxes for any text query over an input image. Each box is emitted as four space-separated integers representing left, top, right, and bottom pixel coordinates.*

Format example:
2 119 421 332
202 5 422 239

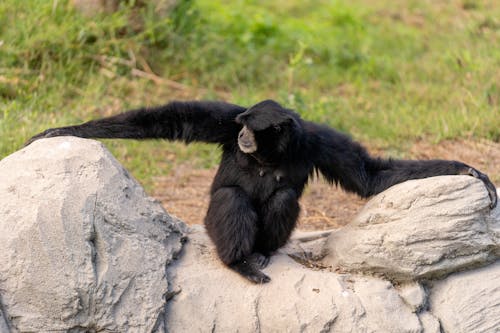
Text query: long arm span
27 101 246 145
308 122 498 208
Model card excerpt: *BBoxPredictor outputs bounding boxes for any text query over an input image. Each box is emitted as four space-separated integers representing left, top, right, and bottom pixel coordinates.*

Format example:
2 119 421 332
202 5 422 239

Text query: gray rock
429 261 500 333
398 282 427 312
2 137 499 333
322 176 499 281
165 225 422 333
353 277 422 333
0 137 185 332
418 312 441 333
0 306 10 333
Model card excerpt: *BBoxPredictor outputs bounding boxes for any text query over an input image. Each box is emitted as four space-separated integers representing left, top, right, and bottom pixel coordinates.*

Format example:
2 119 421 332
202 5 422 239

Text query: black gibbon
28 100 497 283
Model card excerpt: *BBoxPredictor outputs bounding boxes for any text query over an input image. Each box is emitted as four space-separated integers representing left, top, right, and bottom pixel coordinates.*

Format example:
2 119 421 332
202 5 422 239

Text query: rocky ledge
0 137 498 332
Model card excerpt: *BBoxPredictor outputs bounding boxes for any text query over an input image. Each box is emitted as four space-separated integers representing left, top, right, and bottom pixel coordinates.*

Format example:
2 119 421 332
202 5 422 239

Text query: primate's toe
25 128 64 146
251 253 271 269
248 272 271 284
24 133 44 146
230 258 271 284
259 274 271 283
488 189 498 209
468 168 498 209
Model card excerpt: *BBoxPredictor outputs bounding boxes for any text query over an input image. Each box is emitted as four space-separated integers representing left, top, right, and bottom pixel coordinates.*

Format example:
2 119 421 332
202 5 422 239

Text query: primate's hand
468 168 498 209
24 128 72 147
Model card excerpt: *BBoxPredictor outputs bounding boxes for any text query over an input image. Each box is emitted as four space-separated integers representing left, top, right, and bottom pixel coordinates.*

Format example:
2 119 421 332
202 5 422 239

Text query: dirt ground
152 139 500 231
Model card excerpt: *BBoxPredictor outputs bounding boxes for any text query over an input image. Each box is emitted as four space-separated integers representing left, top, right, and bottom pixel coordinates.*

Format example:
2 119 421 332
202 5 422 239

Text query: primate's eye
273 125 281 132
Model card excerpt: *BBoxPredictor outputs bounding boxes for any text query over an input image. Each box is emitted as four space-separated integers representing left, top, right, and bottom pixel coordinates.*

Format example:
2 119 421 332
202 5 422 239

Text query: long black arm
308 122 498 208
27 101 246 145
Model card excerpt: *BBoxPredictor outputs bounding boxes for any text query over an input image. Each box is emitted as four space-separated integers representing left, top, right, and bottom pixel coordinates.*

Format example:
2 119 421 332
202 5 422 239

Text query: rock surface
0 137 185 332
164 225 423 333
429 261 500 333
397 282 427 312
322 176 499 281
1 137 499 332
0 310 9 333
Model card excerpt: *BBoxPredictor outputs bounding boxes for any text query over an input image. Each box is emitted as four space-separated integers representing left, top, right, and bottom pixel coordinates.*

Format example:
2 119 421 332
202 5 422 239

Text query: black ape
28 100 498 283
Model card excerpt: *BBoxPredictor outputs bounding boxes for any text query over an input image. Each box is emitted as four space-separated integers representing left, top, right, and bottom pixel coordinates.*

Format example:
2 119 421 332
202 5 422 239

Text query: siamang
27 100 498 283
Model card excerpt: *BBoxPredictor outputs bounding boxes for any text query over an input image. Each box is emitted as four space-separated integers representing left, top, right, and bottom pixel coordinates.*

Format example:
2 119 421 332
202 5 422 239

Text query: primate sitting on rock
28 99 498 283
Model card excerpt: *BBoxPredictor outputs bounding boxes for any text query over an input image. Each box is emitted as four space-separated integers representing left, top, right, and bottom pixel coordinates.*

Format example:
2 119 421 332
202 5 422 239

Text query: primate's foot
230 256 271 284
468 168 497 209
249 252 270 269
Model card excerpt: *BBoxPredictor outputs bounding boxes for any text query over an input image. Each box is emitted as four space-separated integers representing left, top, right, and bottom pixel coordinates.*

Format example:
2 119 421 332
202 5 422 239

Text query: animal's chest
241 166 288 199
225 151 309 202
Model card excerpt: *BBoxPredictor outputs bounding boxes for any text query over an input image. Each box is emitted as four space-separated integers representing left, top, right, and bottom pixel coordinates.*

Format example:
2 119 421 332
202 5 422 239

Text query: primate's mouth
239 143 257 154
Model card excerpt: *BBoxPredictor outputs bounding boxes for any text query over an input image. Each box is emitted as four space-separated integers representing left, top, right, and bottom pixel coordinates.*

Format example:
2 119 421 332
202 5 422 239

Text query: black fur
27 99 498 283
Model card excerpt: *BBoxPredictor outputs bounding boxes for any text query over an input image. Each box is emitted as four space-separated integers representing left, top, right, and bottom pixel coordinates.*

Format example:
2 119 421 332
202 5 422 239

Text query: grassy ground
1 0 499 189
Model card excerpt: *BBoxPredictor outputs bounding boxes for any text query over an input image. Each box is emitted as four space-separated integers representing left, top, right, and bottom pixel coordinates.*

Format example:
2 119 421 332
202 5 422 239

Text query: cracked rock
165 225 422 333
0 137 185 332
2 137 499 333
322 176 499 281
429 261 500 333
398 282 427 312
418 312 441 333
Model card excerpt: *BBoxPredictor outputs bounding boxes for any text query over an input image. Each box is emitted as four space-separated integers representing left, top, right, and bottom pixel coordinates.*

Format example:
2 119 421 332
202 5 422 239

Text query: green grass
1 0 499 188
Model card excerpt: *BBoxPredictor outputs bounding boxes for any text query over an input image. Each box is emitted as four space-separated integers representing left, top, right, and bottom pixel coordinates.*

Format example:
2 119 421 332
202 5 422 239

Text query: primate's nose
238 130 244 138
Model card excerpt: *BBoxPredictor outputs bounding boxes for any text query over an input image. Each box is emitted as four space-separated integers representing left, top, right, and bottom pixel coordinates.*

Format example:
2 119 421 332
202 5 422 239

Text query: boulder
164 225 423 333
429 261 500 333
0 137 185 332
322 176 499 281
1 137 499 332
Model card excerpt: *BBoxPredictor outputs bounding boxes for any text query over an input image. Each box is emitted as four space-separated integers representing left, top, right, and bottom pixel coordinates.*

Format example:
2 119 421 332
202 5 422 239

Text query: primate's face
237 125 257 153
235 100 300 158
